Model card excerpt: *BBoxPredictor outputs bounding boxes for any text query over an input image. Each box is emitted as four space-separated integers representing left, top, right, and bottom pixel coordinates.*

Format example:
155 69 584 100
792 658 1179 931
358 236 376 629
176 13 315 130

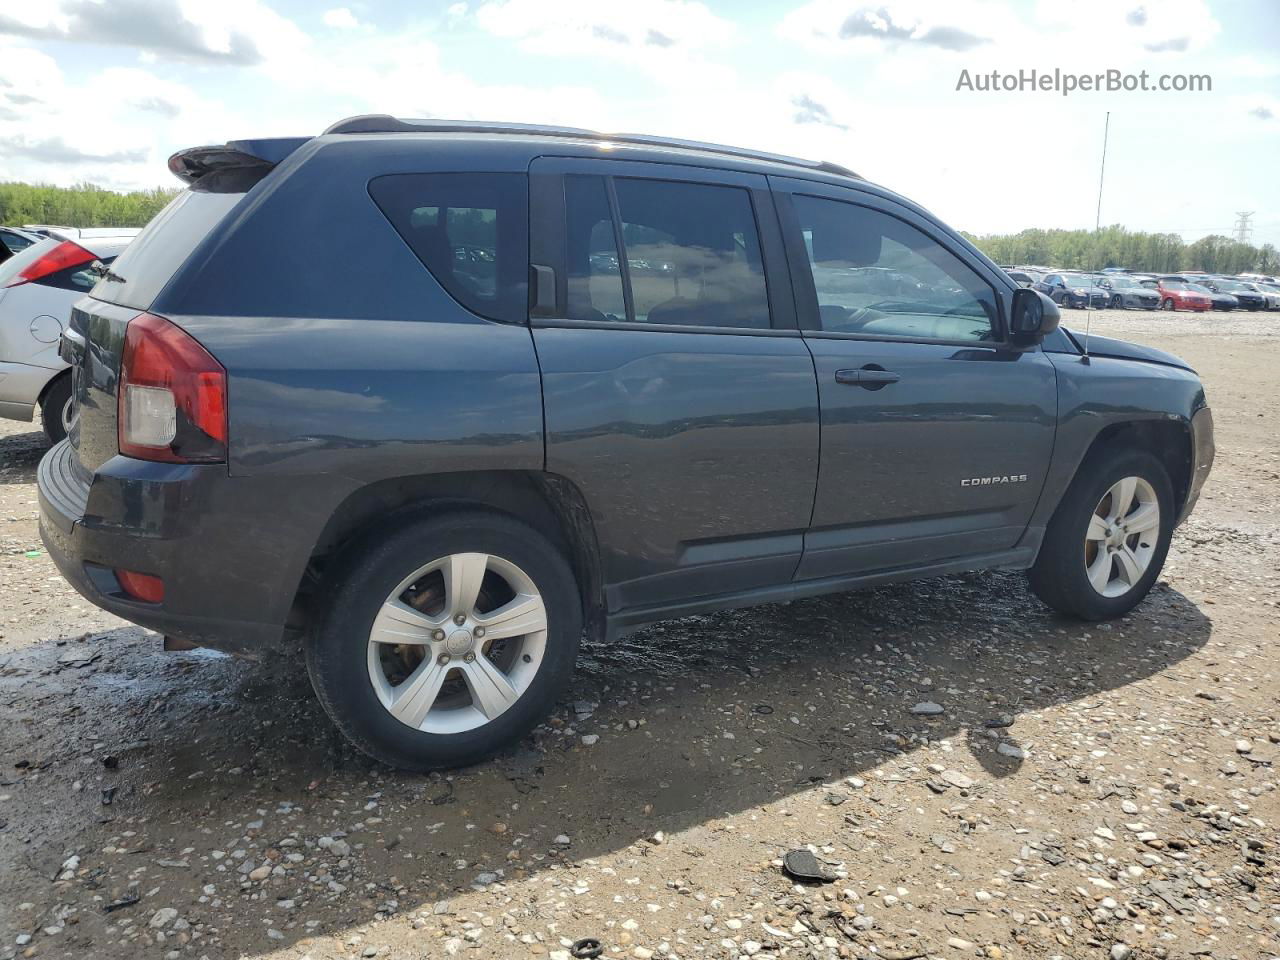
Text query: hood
1064 330 1194 371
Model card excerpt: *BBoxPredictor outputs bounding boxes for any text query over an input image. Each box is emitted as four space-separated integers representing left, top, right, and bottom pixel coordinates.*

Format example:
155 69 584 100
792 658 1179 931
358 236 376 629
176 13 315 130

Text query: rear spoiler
167 137 310 185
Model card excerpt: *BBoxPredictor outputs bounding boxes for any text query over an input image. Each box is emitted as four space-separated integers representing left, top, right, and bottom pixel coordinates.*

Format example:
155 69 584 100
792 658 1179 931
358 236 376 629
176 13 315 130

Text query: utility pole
1232 211 1254 243
1095 111 1110 233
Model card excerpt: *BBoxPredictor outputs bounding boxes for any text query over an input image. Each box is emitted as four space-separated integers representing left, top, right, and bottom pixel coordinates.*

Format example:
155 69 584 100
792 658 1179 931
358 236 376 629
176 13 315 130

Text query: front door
530 159 820 614
770 177 1058 581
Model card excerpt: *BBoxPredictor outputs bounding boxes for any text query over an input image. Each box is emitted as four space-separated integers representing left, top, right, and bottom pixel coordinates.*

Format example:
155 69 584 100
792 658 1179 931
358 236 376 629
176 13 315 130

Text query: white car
0 229 139 442
1256 282 1280 310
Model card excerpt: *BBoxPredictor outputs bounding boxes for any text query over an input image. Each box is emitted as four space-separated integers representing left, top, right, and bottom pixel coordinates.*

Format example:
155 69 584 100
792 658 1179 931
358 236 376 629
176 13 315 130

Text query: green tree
0 181 180 229
964 225 1277 276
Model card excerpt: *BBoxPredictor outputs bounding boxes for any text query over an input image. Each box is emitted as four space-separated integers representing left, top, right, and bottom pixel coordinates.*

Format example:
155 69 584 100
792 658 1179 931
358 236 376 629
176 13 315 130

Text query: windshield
1188 284 1213 293
1215 280 1251 292
1162 280 1192 290
1108 277 1138 289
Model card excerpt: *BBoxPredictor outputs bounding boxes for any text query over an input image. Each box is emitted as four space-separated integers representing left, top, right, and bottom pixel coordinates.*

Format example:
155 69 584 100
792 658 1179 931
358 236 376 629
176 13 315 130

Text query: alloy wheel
366 553 548 734
1083 476 1160 598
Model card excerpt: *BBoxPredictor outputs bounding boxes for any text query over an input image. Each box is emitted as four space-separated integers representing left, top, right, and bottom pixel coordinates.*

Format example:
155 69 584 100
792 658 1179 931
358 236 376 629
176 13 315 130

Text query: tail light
119 313 227 463
4 240 94 287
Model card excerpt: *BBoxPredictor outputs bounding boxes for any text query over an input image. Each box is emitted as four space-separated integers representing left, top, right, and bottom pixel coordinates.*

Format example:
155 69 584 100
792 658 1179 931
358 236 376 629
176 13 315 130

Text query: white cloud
780 1 1005 54
782 0 1223 69
0 43 242 187
0 0 308 65
0 0 1274 248
322 7 359 30
473 0 735 58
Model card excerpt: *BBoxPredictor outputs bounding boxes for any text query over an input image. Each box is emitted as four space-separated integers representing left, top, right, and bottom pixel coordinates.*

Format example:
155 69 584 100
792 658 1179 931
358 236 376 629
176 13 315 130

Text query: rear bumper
0 360 59 421
38 440 307 655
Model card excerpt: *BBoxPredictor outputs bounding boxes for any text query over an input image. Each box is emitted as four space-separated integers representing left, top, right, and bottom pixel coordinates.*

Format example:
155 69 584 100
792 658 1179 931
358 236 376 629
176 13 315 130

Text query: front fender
1035 352 1210 532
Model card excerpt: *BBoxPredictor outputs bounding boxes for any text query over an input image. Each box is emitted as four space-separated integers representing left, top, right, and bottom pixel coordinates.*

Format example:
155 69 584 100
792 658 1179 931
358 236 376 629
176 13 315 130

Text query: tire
306 510 582 771
39 374 73 445
1110 295 1122 309
1161 298 1175 311
1028 447 1174 621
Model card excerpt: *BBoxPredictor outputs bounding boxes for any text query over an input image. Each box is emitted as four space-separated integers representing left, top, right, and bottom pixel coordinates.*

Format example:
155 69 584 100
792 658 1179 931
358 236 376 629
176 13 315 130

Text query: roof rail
322 114 861 180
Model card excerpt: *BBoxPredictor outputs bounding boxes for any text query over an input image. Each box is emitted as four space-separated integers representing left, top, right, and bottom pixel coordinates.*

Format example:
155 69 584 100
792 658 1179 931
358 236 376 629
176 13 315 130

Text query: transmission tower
1232 211 1255 243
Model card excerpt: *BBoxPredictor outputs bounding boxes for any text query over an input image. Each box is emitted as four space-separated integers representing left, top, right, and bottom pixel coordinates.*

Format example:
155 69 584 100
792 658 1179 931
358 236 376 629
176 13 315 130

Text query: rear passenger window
369 173 527 323
563 176 771 329
793 195 997 342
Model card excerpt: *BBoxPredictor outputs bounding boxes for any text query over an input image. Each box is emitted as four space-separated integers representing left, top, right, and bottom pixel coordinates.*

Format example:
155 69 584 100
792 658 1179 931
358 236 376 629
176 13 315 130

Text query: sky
0 0 1277 246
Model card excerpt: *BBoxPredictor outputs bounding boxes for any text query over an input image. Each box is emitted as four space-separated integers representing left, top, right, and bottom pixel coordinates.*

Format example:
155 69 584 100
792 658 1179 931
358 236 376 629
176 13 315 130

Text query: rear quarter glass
367 172 528 324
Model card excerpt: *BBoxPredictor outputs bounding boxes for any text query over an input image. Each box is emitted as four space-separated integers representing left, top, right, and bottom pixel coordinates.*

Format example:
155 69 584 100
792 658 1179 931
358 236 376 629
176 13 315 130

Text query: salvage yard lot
0 309 1276 960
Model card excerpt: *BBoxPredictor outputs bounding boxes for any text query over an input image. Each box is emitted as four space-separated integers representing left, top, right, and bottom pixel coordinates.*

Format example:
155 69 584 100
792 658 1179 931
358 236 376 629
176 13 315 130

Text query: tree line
0 181 180 230
962 225 1279 276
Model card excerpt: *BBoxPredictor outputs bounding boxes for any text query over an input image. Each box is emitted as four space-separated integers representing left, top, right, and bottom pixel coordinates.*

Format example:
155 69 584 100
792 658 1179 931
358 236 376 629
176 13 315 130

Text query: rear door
529 157 820 614
771 176 1057 580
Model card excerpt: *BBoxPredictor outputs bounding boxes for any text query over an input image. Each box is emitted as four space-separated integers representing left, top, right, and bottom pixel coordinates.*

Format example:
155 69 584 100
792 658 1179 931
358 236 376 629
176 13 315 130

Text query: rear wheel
39 374 73 444
307 511 582 770
1029 448 1174 620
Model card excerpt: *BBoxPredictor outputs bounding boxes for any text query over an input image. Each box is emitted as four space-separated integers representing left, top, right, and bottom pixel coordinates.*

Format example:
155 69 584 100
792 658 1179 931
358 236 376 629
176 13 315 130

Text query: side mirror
1010 288 1060 344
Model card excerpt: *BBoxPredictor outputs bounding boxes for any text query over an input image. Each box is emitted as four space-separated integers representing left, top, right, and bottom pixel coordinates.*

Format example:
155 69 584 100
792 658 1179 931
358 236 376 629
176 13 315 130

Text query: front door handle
834 366 900 389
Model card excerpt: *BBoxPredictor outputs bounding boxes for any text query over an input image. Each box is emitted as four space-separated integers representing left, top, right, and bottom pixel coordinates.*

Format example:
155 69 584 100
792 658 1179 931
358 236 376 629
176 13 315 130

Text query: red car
1154 277 1212 312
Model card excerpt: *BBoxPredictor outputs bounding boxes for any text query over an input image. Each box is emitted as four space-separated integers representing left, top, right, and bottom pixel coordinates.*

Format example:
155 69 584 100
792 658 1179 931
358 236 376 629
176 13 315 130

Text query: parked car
19 225 76 239
0 226 42 264
38 117 1214 770
1034 272 1108 308
1004 268 1038 287
1186 282 1238 312
1202 278 1267 311
1154 278 1212 312
1097 274 1159 309
1255 281 1280 309
0 230 137 441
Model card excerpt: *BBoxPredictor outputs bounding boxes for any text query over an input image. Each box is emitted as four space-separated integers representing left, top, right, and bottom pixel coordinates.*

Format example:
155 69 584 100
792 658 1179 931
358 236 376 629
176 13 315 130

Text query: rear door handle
834 367 900 388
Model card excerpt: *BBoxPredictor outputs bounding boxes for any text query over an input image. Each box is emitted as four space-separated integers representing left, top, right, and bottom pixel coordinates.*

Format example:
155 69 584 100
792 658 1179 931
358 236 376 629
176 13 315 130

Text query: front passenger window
793 195 997 342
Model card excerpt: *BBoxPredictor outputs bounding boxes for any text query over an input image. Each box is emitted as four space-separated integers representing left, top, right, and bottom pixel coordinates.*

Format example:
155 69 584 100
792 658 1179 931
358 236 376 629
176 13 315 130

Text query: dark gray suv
38 116 1215 770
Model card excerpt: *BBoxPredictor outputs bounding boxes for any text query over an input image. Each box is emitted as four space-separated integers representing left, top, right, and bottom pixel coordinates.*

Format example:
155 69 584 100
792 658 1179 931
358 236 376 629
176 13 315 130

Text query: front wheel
1029 448 1174 620
1110 295 1123 309
307 510 582 770
1161 298 1176 311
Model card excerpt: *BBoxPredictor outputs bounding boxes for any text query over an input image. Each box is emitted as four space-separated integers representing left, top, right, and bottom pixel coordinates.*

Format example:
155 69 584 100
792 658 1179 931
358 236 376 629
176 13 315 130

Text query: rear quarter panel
147 137 545 627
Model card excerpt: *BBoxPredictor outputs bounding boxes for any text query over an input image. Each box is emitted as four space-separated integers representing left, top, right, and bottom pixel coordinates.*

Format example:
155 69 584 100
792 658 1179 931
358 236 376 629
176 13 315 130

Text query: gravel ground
0 308 1276 960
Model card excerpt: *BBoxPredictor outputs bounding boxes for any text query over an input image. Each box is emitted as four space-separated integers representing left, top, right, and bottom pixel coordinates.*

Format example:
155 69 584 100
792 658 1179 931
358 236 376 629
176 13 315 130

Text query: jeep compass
38 116 1215 770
